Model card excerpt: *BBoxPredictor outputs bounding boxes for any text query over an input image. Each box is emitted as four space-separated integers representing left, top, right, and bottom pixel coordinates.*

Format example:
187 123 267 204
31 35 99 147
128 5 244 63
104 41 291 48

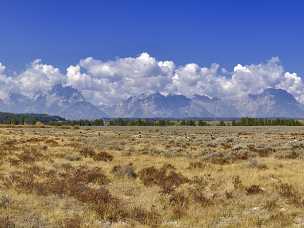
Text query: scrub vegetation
1 125 304 227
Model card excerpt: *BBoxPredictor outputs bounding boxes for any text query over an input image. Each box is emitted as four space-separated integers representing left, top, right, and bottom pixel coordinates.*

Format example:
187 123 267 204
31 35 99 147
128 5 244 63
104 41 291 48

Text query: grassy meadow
1 125 304 227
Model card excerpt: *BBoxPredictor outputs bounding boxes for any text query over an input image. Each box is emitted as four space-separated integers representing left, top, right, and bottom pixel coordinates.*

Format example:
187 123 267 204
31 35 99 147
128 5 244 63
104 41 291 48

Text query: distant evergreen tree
198 120 208 126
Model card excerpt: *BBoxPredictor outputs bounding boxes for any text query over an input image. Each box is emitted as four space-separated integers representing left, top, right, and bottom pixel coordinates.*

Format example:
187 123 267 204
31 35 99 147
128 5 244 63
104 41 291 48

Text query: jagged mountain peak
1 86 304 119
249 88 298 106
239 88 304 118
111 92 211 118
259 88 297 103
249 88 296 101
129 93 191 108
0 84 107 120
51 84 85 102
59 101 107 120
193 94 219 103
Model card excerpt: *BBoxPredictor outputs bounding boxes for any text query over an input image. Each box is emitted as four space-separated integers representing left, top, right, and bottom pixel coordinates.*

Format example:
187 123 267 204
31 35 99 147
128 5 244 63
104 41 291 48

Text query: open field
1 126 304 227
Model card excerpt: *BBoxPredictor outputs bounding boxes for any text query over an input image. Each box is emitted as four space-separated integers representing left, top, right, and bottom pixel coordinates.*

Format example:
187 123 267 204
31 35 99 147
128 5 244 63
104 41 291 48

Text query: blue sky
0 0 304 73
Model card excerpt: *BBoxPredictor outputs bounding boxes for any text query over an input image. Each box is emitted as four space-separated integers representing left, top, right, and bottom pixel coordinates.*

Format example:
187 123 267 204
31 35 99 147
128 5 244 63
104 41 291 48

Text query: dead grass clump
191 176 209 187
202 152 230 164
287 140 304 149
2 139 19 151
79 146 96 157
65 166 111 185
9 157 21 166
230 150 249 160
187 186 212 207
93 151 113 162
3 139 18 146
61 163 73 170
247 158 268 169
162 163 176 170
33 178 65 196
169 191 189 208
275 182 304 207
128 206 161 225
221 142 232 150
64 153 82 161
66 142 82 148
17 146 45 163
232 176 243 190
26 165 46 176
0 216 15 228
0 193 12 209
247 144 256 151
111 163 137 178
250 145 274 157
26 137 43 143
187 161 208 169
60 215 82 228
169 191 189 219
274 150 300 159
245 185 264 195
207 142 217 148
62 216 82 228
10 170 36 193
263 198 278 211
269 211 294 227
139 165 189 193
44 138 59 147
42 145 48 150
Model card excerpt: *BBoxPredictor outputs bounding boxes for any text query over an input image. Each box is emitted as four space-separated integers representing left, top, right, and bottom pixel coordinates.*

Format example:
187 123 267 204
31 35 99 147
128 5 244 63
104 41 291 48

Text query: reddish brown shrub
276 182 304 207
232 176 243 190
275 150 300 159
169 191 189 219
79 146 96 157
245 185 264 195
9 157 21 166
111 164 137 178
69 166 110 185
17 146 45 162
63 216 82 228
0 216 15 228
251 145 274 157
93 151 113 162
202 152 230 165
188 161 207 169
129 206 160 225
139 165 189 193
45 139 59 146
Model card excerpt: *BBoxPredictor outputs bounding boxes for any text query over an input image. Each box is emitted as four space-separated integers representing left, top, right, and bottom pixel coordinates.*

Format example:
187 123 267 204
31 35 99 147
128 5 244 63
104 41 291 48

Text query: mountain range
0 84 303 119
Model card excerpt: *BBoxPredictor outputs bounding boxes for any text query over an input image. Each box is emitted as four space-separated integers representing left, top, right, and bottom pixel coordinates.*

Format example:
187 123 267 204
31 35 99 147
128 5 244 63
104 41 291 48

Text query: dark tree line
0 112 302 127
107 118 209 126
232 117 303 126
0 112 64 125
49 119 105 126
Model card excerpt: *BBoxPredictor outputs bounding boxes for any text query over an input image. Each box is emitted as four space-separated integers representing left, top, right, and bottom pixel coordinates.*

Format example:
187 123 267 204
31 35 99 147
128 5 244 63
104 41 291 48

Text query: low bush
93 151 113 162
111 163 137 178
139 164 189 193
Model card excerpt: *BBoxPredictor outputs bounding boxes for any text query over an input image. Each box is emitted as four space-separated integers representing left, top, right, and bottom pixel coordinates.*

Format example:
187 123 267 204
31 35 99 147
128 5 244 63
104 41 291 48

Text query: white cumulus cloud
0 53 303 105
15 59 65 97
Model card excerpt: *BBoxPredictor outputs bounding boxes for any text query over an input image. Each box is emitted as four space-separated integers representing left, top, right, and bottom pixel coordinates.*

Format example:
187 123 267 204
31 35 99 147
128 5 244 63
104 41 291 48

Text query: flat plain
1 125 304 227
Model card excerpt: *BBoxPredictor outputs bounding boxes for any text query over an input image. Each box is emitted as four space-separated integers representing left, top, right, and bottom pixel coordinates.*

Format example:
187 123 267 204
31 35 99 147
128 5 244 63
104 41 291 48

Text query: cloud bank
0 53 303 105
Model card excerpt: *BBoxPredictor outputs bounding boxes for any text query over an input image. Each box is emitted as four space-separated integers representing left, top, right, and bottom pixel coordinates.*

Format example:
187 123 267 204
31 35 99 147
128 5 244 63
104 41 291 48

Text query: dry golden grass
1 125 304 227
